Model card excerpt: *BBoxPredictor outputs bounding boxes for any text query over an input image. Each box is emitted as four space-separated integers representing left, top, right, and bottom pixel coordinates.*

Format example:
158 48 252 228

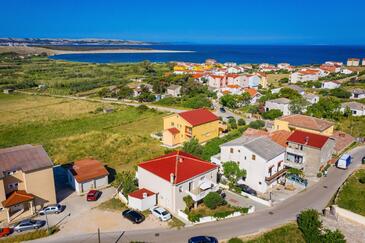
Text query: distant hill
0 38 151 46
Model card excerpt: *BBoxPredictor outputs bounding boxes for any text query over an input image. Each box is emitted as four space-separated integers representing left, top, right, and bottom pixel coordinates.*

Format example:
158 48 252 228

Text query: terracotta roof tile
71 159 109 183
279 114 333 132
2 190 34 208
128 188 155 199
179 108 219 126
287 130 330 149
167 127 180 135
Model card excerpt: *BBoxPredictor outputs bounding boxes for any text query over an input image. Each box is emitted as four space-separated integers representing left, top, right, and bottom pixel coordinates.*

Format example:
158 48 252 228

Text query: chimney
142 192 147 198
304 136 309 144
170 173 175 184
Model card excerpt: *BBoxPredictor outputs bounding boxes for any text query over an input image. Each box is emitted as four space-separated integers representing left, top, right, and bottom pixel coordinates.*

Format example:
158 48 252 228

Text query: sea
49 44 365 65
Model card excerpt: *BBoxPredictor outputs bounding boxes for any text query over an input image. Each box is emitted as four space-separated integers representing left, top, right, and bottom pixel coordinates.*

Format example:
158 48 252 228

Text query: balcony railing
284 160 304 169
185 182 219 202
265 168 288 183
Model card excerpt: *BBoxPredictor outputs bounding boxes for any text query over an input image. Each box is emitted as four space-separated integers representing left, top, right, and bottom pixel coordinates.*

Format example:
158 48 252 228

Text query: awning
2 190 34 208
199 181 212 190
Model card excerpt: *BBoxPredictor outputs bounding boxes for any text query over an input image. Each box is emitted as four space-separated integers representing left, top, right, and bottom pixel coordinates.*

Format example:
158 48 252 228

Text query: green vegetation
220 93 251 109
0 227 59 243
336 169 365 216
261 109 283 120
0 94 165 172
203 192 226 209
297 209 345 243
182 138 204 157
243 223 305 243
248 120 265 129
112 171 137 196
96 198 127 211
222 161 246 188
168 216 185 229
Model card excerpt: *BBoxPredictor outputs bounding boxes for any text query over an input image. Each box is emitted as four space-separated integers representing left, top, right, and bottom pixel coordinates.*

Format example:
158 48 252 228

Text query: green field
241 223 305 243
336 169 365 216
0 93 166 172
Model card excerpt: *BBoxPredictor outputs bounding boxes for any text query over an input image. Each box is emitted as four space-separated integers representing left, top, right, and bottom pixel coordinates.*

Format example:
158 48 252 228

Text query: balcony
265 168 288 184
185 181 219 202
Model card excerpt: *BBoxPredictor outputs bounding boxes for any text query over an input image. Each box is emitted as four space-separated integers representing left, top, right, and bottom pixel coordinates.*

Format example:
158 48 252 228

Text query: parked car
39 204 63 215
216 189 226 199
236 184 257 196
14 219 45 232
122 209 145 224
150 206 172 221
362 156 365 164
0 227 11 238
219 107 226 113
188 236 218 243
87 190 102 201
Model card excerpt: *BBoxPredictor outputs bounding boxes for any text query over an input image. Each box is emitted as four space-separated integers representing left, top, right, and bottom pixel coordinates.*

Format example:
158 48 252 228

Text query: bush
188 213 202 222
262 109 283 120
359 176 365 184
213 210 233 219
203 192 226 209
237 118 246 126
317 172 322 178
248 120 265 129
297 209 322 243
136 104 149 112
228 238 243 243
183 195 194 212
182 138 203 157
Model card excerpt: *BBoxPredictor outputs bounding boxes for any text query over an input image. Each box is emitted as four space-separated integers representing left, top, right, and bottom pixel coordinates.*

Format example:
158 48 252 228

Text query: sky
1 0 365 45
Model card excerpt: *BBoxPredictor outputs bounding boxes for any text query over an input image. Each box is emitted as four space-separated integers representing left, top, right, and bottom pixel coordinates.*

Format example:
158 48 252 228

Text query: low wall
333 205 365 226
241 191 272 207
118 191 128 204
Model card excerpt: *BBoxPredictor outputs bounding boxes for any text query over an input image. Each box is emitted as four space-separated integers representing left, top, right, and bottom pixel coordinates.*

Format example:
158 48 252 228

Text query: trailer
337 154 351 169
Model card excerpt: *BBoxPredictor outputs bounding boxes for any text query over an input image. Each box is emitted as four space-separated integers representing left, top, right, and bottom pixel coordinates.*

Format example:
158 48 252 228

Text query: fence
240 191 273 207
332 205 365 226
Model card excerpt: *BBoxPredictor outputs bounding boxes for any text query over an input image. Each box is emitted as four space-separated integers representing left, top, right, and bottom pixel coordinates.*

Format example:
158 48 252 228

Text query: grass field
267 73 289 87
0 93 166 172
241 223 305 243
336 116 365 137
336 169 365 216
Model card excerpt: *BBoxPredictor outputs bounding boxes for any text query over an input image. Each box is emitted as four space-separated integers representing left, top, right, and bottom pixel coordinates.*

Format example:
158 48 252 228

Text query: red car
87 190 101 201
0 227 11 238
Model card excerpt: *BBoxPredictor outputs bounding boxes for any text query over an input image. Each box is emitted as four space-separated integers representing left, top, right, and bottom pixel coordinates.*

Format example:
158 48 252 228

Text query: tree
113 171 137 196
279 87 301 100
322 229 346 243
220 94 238 109
117 86 133 99
182 138 203 157
330 88 351 99
223 161 246 186
247 105 259 114
248 120 265 129
203 192 225 209
228 117 237 129
262 109 283 120
237 118 246 126
183 195 194 212
297 209 322 243
237 92 251 106
306 97 341 120
289 98 309 114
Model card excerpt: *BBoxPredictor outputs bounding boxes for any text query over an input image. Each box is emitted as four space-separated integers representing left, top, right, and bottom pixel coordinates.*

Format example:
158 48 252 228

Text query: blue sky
1 0 364 45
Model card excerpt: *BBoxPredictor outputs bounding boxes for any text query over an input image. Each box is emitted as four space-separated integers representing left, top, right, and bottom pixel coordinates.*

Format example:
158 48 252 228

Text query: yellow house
162 108 222 147
273 114 334 136
0 145 57 223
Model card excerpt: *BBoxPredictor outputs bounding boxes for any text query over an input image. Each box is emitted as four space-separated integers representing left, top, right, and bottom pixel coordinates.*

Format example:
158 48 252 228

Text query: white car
150 206 172 221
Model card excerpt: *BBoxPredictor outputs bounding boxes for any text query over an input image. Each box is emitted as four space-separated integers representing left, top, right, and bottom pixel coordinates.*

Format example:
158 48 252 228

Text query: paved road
38 145 365 243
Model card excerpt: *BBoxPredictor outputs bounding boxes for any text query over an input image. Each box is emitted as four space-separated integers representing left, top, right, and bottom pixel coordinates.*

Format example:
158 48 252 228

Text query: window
244 156 247 160
189 181 193 192
6 170 16 176
179 186 183 192
238 150 241 153
230 148 234 153
300 145 303 151
200 176 205 180
171 122 174 126
252 154 256 160
259 182 262 185
8 182 18 190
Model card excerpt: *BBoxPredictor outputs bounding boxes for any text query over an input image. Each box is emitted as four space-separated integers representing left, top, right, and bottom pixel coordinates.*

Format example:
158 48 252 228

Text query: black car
122 209 145 224
362 156 365 164
216 189 226 199
237 184 257 196
188 236 218 243
219 107 226 113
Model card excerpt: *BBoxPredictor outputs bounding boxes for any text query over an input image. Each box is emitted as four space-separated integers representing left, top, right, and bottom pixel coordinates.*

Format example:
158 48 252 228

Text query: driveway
42 145 365 243
224 190 268 212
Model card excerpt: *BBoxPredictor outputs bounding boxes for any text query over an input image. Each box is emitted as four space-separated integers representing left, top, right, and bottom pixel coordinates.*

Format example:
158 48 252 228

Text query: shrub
182 138 203 157
359 176 365 184
228 238 243 243
203 192 225 209
297 209 322 243
136 104 149 112
183 195 194 212
262 109 283 120
237 118 246 126
317 172 322 178
248 120 265 129
213 210 233 219
188 213 202 222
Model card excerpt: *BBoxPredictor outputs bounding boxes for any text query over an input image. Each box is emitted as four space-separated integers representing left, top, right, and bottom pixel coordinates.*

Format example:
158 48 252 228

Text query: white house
207 75 227 89
341 69 353 75
340 102 365 116
128 188 156 211
347 58 360 67
290 69 321 83
246 75 261 88
134 151 219 213
67 159 109 194
350 89 365 100
287 85 305 95
321 81 341 89
166 84 182 97
304 93 319 104
216 136 286 193
265 98 291 116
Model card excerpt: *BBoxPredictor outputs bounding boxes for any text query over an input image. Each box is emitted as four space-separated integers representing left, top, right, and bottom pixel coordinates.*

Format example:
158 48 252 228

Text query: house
207 75 227 89
242 128 292 147
341 69 353 75
226 74 248 87
162 108 221 147
290 69 321 83
273 114 334 136
246 75 261 88
287 85 305 95
134 151 219 213
256 72 268 89
285 130 335 177
216 136 286 193
340 102 365 116
166 85 182 97
2 89 14 94
0 145 57 223
363 58 365 66
265 98 291 116
321 81 341 90
67 159 109 194
347 58 360 67
128 188 156 211
244 88 260 104
350 89 365 100
220 84 243 97
320 64 340 73
277 63 291 70
304 93 319 104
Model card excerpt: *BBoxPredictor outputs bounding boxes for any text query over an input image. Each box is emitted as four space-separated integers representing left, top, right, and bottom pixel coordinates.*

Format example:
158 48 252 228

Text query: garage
128 188 156 211
67 159 109 194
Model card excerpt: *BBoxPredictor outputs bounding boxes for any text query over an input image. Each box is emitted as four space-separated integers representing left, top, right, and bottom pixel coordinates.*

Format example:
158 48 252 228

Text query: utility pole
45 213 50 234
98 228 101 243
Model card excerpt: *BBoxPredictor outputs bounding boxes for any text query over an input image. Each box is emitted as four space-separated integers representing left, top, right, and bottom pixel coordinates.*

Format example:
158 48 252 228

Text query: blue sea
50 44 365 65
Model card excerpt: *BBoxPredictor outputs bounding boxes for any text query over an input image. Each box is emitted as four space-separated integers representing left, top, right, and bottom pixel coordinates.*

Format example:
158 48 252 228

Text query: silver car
14 219 45 232
150 206 172 221
39 204 63 215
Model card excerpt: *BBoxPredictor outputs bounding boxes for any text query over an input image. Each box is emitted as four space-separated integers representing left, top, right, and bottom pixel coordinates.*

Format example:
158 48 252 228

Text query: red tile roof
128 188 155 199
138 151 217 184
269 130 292 147
72 159 109 183
179 108 219 126
244 88 258 97
2 190 34 208
167 127 180 135
279 114 333 132
287 130 330 149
